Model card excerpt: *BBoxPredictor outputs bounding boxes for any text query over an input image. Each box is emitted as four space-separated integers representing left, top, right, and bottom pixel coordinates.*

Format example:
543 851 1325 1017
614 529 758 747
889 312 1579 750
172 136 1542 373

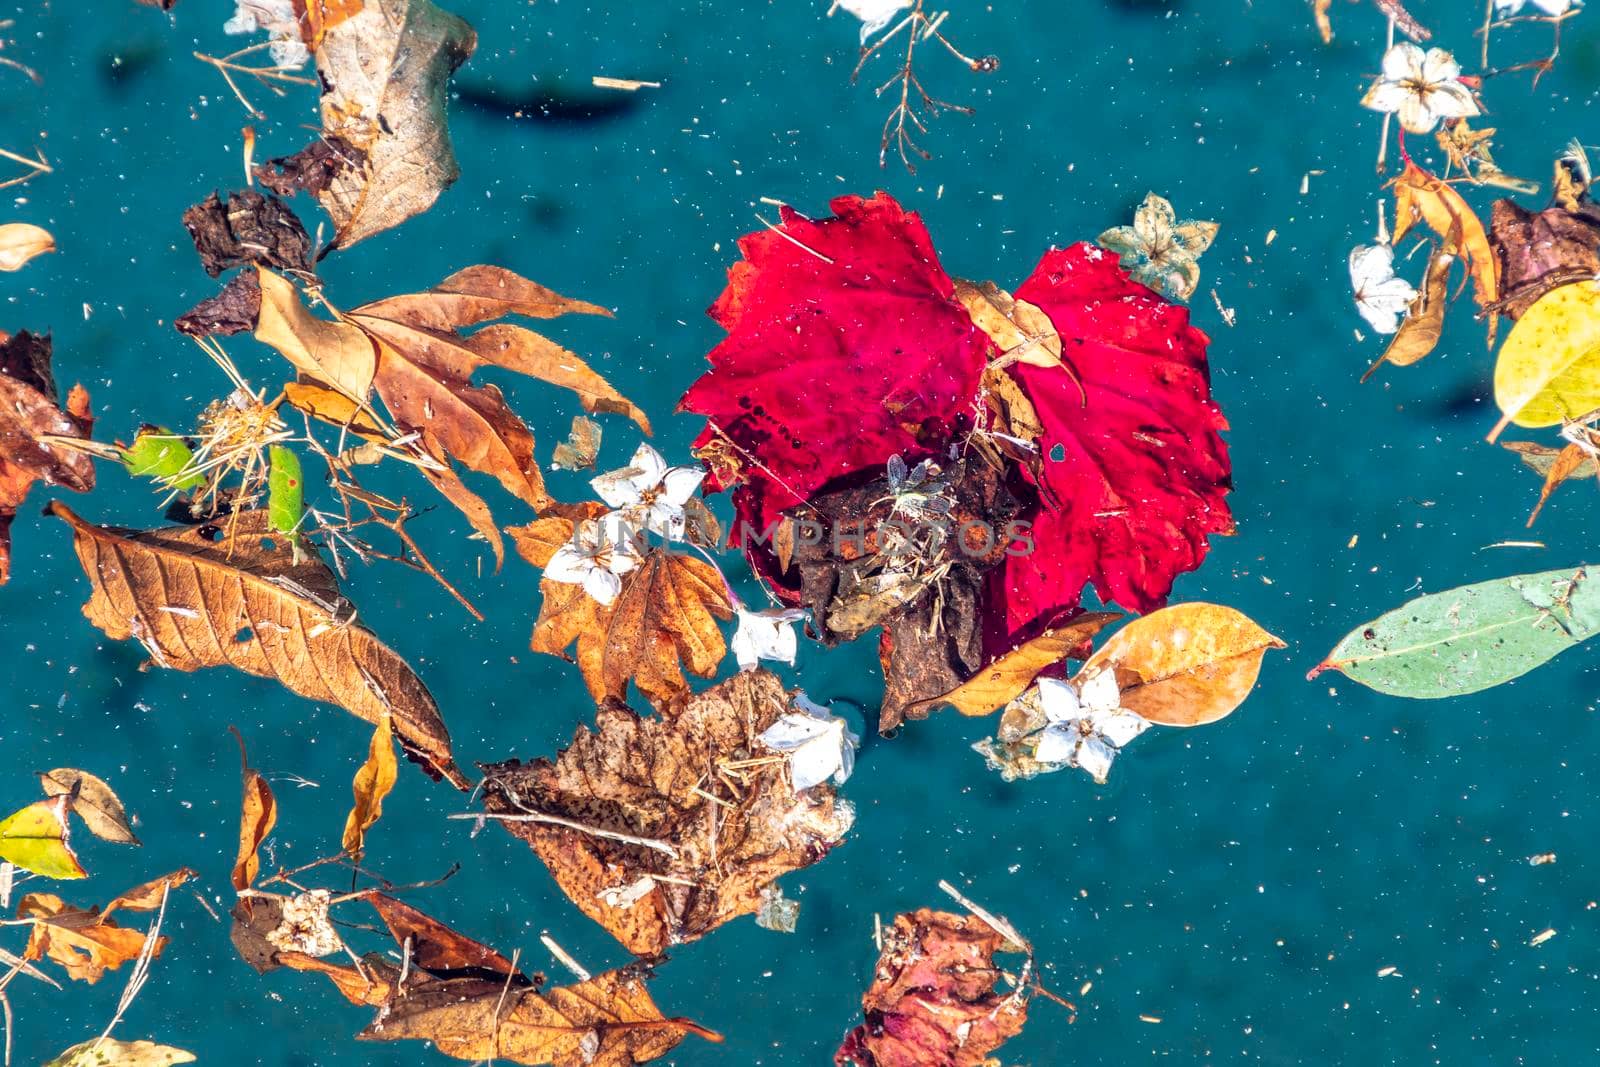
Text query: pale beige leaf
0 222 54 271
255 268 377 402
39 769 140 846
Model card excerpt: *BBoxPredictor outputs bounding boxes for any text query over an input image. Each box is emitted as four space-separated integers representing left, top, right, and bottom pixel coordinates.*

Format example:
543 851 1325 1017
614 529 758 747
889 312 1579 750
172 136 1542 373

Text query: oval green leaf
1311 567 1600 698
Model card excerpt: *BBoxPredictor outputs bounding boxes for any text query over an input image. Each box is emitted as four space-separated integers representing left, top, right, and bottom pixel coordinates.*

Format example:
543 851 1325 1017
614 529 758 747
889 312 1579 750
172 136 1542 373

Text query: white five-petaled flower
1349 243 1418 336
1032 672 1150 784
758 693 858 792
544 515 641 607
1495 0 1577 14
590 443 705 541
1361 44 1480 135
836 0 913 43
732 605 807 671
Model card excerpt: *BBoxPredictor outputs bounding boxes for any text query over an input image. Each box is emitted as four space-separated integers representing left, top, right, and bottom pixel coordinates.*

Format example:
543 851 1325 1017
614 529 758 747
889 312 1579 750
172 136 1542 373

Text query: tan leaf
462 324 650 431
1362 241 1455 382
836 909 1030 1067
230 730 277 893
0 222 54 271
353 265 611 328
276 950 395 1006
49 503 468 789
552 415 603 471
1503 439 1600 482
1313 0 1333 42
255 269 378 403
341 714 398 858
364 892 520 975
39 768 140 846
953 279 1063 369
480 670 853 956
0 331 94 583
1525 441 1593 527
101 868 197 920
282 378 386 440
311 0 477 248
982 364 1044 446
421 439 506 570
530 549 733 710
1392 162 1499 310
508 504 606 570
1078 602 1284 726
911 612 1120 717
19 889 168 984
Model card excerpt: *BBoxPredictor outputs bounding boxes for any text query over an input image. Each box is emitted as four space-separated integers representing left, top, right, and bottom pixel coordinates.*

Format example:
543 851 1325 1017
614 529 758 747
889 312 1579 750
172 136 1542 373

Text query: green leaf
43 1038 196 1066
0 796 87 879
122 426 204 491
1310 567 1600 698
267 444 305 537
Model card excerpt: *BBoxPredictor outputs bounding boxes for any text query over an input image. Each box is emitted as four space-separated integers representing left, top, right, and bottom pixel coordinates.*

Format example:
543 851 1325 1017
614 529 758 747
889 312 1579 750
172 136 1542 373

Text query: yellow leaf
255 268 378 404
1491 281 1600 438
0 796 86 880
1079 603 1284 726
913 613 1119 717
342 713 398 858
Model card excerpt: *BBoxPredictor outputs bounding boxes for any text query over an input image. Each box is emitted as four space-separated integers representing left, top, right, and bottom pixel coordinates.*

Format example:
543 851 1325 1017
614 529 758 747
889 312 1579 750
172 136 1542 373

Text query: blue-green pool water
5 0 1600 1062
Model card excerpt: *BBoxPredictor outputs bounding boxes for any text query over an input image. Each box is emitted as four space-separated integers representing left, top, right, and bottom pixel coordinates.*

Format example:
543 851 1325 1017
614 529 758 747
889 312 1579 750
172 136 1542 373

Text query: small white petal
1360 81 1412 116
583 568 623 606
1426 82 1480 121
1037 677 1081 724
1075 735 1118 784
1094 708 1151 749
1397 94 1440 134
760 714 832 751
544 544 594 586
732 608 802 671
1349 244 1397 289
1077 670 1121 714
660 466 708 507
629 443 669 484
1033 724 1079 765
1381 42 1425 82
1420 48 1463 85
591 468 644 509
788 740 838 792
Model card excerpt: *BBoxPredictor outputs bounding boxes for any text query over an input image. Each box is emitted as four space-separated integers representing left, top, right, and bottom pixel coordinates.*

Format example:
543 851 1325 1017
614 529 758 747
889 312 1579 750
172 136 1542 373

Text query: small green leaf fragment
122 426 204 491
268 444 305 537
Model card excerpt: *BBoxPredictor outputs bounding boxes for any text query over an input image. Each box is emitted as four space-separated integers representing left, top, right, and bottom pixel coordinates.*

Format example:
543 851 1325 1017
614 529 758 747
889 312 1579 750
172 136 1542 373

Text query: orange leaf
1392 162 1499 310
230 729 278 894
341 714 397 859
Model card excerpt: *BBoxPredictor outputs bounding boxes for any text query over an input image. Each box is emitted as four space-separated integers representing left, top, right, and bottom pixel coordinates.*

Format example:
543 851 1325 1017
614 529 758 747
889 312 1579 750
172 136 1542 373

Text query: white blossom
590 443 705 541
759 693 858 792
1349 243 1418 335
836 0 913 43
1032 673 1149 784
1495 0 1577 14
544 515 641 606
731 605 807 671
1360 44 1479 134
223 0 311 70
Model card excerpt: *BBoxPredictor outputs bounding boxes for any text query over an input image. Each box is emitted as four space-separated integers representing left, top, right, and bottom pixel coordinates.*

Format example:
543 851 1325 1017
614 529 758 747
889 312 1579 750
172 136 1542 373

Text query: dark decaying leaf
181 190 312 277
0 330 94 583
244 894 719 1064
1489 175 1600 321
480 669 853 956
175 270 263 338
255 136 366 200
835 908 1031 1067
48 503 469 789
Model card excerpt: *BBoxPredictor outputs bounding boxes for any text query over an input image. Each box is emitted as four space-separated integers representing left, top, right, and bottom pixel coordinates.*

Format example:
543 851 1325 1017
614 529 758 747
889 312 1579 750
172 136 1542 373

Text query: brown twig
1372 0 1430 40
848 0 996 173
194 44 317 119
0 146 49 191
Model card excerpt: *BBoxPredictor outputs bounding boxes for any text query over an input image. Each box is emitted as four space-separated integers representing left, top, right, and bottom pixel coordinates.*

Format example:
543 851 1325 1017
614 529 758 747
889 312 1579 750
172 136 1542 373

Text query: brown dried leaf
953 278 1062 368
100 868 197 919
364 893 521 977
530 548 732 710
1524 441 1593 526
354 265 611 328
1503 439 1600 481
508 504 606 571
480 669 853 956
1392 162 1498 310
341 713 397 858
1362 239 1455 382
39 768 140 846
231 731 277 893
909 612 1120 718
1313 0 1333 42
1489 196 1600 321
181 190 311 277
0 330 94 583
305 0 476 248
19 880 177 984
255 268 378 403
835 908 1030 1067
282 378 386 439
175 270 263 338
49 503 468 788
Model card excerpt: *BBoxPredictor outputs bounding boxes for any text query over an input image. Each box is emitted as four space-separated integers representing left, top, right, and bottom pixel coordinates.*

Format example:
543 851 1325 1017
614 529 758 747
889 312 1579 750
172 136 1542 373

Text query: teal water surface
5 0 1600 1063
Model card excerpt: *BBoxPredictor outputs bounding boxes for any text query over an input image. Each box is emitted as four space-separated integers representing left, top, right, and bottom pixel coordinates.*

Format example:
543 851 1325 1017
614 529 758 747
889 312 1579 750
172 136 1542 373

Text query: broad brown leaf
49 503 468 789
835 908 1030 1067
39 768 140 846
181 191 311 277
302 0 476 248
480 670 854 956
0 331 94 583
1362 238 1455 382
529 548 732 710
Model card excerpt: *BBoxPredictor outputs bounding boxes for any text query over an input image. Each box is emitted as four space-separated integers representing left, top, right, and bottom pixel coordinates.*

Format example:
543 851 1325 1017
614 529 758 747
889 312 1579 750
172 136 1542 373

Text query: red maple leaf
677 192 989 579
991 243 1233 640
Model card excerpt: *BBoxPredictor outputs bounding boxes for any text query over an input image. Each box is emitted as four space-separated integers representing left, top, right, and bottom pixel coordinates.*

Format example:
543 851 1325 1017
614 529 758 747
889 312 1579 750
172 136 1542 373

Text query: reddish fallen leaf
835 908 1030 1067
0 331 94 583
480 669 853 956
1490 196 1600 321
998 243 1233 636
